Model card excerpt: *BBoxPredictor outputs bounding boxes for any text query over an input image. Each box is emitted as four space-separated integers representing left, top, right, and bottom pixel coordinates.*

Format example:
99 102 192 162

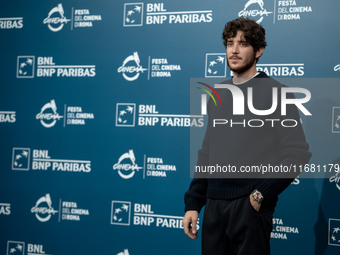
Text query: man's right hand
183 210 199 240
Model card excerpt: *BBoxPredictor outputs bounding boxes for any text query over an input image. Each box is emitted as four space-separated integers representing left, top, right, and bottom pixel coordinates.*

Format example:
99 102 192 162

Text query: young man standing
183 17 311 255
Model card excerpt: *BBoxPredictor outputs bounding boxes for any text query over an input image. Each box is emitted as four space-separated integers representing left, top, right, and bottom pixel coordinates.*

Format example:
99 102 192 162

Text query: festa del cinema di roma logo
113 150 143 179
36 100 63 128
197 82 312 127
43 3 70 32
117 52 147 81
31 194 58 222
238 0 273 24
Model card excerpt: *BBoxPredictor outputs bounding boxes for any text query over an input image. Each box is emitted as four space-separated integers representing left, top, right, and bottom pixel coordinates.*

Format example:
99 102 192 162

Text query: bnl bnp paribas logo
12 148 30 171
205 54 227 78
238 0 273 24
111 200 197 230
329 218 340 246
111 201 131 226
0 17 23 29
123 3 212 27
7 241 51 255
17 56 96 78
6 241 24 255
116 103 204 127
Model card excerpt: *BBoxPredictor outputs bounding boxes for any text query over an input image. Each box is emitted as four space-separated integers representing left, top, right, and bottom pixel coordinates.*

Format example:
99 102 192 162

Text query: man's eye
241 43 249 46
227 43 233 46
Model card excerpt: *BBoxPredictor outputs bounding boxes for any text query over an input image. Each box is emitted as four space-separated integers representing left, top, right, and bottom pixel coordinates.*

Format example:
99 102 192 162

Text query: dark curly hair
222 17 267 63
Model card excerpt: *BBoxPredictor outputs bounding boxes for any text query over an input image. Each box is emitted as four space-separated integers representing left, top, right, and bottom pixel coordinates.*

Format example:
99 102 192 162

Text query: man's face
226 31 257 75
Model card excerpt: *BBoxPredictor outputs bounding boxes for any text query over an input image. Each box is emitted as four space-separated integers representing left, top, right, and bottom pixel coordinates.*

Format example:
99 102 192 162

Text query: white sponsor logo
7 241 24 255
124 3 143 26
73 9 102 28
150 58 181 78
12 148 30 171
36 100 63 128
31 194 58 222
116 103 204 127
329 218 340 246
334 64 340 72
31 194 89 223
17 56 35 78
111 201 200 229
61 201 90 221
44 4 102 31
116 103 136 127
271 218 299 240
37 101 94 127
118 52 147 81
43 4 70 32
329 171 340 191
205 54 226 78
111 200 200 229
124 3 213 26
112 149 176 179
0 17 23 29
118 53 181 81
17 56 96 78
31 149 91 173
37 56 96 77
27 244 49 255
12 148 91 173
0 203 11 215
332 107 340 133
117 249 130 255
66 106 94 125
238 0 272 24
0 111 16 123
277 1 312 21
113 150 143 179
145 157 176 177
255 63 304 77
8 241 56 254
111 201 131 225
146 3 212 25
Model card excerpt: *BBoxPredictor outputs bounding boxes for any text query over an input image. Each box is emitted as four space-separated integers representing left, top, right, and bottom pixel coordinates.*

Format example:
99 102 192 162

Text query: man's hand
183 210 199 240
249 193 261 212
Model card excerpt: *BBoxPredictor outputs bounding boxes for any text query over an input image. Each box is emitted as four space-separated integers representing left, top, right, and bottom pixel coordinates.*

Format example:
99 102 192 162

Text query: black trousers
202 196 276 255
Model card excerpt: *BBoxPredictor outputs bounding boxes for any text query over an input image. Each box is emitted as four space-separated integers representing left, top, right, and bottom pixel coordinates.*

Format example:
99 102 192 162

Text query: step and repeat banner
1 1 340 255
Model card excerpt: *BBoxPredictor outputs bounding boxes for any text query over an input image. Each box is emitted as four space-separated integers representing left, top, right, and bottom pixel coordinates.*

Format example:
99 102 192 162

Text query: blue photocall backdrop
1 1 340 255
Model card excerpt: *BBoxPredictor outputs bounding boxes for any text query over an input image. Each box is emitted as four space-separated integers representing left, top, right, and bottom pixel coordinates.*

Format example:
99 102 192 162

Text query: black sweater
184 72 312 212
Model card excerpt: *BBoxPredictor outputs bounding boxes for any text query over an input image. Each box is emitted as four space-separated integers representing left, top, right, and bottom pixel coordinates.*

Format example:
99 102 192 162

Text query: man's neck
232 64 257 84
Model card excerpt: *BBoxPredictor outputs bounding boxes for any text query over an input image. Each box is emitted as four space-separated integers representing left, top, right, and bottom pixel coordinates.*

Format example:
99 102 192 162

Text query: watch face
252 190 263 202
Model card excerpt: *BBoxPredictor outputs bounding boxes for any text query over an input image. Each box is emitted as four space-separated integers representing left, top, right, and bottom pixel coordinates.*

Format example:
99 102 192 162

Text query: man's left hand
249 194 261 212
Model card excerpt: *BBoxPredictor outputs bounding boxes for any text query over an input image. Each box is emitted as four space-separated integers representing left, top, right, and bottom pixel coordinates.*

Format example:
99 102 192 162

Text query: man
183 17 311 255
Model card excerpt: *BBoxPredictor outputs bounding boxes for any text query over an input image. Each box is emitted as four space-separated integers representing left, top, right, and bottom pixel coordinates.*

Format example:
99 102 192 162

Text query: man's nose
232 44 239 54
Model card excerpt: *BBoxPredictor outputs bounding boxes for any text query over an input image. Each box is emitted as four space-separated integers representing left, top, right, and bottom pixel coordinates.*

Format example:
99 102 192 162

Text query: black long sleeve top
184 72 312 212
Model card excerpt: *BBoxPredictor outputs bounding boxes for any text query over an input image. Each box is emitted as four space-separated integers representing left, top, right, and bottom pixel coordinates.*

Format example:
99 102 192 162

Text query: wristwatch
252 189 264 203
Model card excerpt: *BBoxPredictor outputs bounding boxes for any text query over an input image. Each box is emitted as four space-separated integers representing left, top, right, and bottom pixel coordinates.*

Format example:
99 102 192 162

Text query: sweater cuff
184 198 206 213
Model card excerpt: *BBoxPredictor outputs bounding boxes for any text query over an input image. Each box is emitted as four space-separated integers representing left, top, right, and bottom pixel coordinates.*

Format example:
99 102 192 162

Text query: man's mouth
229 55 241 61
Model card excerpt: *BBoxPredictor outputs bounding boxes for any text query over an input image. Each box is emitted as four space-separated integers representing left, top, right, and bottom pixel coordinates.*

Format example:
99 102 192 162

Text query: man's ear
256 47 264 59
